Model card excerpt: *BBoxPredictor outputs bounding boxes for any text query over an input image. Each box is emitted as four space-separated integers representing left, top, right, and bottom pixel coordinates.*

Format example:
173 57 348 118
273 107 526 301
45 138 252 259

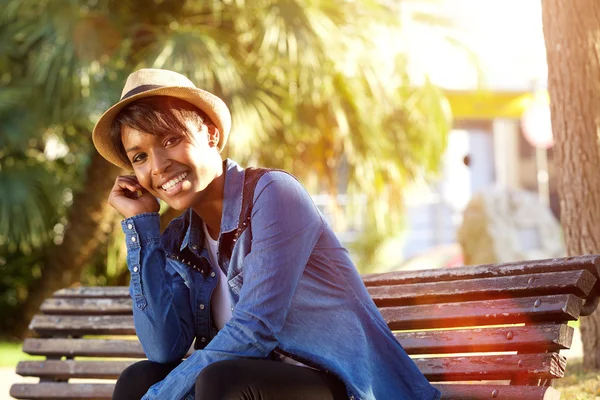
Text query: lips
160 172 188 191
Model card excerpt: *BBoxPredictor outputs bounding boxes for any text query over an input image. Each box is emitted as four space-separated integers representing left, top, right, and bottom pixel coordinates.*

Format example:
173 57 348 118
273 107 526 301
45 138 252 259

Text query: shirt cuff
121 212 161 249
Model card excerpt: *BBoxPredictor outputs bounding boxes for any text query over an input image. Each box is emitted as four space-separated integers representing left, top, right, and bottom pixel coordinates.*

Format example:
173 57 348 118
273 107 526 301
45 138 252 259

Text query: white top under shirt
202 222 309 368
202 222 231 331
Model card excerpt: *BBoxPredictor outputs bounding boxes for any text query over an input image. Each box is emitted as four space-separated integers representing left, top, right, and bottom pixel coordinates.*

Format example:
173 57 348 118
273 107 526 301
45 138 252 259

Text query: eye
132 152 147 164
164 136 182 147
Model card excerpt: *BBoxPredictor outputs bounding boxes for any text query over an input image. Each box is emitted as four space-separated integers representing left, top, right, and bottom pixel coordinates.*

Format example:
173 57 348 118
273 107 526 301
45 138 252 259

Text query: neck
192 162 225 240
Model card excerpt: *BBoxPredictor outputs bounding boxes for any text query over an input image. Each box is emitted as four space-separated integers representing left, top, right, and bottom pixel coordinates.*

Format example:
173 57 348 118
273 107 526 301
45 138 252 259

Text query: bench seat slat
10 383 115 400
369 270 596 306
41 298 132 315
394 323 573 354
9 382 561 400
17 353 565 382
29 315 135 336
22 338 195 359
30 295 581 335
416 353 566 382
53 287 129 299
23 338 145 358
17 360 134 380
363 254 600 286
382 294 581 330
43 270 596 315
433 384 560 400
23 323 573 358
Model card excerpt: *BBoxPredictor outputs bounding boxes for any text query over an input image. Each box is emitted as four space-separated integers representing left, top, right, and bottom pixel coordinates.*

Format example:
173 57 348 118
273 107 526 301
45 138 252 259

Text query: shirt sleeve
142 172 324 400
122 212 195 364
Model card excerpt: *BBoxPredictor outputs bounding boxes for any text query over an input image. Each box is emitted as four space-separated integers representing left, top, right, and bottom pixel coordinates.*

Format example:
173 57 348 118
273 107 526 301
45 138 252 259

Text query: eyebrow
125 146 141 153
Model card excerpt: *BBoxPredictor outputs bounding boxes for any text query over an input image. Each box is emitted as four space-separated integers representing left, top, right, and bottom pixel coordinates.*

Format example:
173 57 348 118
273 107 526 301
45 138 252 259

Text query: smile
161 172 188 191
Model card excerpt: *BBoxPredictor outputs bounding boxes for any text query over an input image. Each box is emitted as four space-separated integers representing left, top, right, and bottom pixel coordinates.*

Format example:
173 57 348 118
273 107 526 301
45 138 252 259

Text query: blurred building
396 0 555 268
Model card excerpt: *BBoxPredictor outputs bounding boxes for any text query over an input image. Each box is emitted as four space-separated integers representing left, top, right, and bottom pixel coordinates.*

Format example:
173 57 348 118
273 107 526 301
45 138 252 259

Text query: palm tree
0 0 451 337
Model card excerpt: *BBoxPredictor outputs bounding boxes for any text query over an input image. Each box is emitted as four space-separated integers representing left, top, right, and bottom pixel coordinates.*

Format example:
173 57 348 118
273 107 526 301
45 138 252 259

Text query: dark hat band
120 84 166 100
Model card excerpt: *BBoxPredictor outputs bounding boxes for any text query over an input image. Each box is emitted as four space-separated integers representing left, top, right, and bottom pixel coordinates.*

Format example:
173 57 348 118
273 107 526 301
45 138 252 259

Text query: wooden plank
10 383 114 400
17 360 134 380
23 338 145 358
17 353 565 382
21 324 573 358
22 338 195 359
363 254 600 286
29 315 135 336
30 295 580 335
41 298 132 315
433 384 560 400
415 353 566 382
395 323 574 354
382 294 581 330
53 287 129 299
369 270 596 306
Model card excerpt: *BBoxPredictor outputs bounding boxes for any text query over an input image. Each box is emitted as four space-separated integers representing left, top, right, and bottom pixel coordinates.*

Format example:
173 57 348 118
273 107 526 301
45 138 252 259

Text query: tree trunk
14 151 120 338
542 0 600 369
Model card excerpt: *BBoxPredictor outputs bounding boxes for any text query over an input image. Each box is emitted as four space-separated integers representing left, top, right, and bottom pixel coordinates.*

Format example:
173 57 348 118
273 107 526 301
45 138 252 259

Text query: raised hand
108 175 160 218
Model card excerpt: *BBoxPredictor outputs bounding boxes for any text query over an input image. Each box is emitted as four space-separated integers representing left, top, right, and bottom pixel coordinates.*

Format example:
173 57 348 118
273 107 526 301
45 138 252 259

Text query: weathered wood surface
53 287 129 299
29 315 135 336
17 353 565 382
394 323 573 354
23 323 573 358
368 270 596 306
363 254 600 287
10 383 115 400
23 338 195 359
10 382 561 400
433 384 560 400
41 298 132 315
17 360 134 380
30 295 581 335
382 294 582 330
415 353 566 382
46 270 595 315
23 338 145 358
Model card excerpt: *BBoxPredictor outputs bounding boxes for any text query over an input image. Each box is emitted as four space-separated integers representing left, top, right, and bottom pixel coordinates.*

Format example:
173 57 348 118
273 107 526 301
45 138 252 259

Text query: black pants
112 358 348 400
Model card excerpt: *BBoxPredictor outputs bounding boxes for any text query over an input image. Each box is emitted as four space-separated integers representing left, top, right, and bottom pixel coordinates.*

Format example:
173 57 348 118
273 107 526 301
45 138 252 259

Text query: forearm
123 212 194 363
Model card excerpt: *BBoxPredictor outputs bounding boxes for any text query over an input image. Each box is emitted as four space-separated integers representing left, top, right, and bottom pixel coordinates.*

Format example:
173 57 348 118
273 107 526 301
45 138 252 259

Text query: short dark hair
109 96 213 168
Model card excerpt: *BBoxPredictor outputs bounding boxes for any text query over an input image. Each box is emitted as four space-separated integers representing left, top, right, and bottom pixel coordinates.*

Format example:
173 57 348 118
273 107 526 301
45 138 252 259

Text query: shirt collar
179 158 244 251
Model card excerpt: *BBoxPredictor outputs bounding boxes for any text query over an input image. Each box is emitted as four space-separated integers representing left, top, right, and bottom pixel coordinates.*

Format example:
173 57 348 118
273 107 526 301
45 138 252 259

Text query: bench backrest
11 255 600 400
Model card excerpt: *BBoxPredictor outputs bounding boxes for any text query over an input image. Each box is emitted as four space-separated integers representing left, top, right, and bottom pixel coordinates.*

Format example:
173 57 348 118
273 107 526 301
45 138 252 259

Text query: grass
554 358 600 400
0 342 42 367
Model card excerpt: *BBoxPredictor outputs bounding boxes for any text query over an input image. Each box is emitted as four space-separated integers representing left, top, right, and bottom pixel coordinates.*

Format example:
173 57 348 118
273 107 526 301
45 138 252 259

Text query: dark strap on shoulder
219 167 288 263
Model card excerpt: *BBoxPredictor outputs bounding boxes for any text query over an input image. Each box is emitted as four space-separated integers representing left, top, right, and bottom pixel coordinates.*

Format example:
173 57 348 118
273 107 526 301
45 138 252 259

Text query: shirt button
200 337 206 343
191 245 198 250
131 236 136 243
350 397 355 400
210 272 216 278
127 223 133 230
133 266 139 273
199 304 205 310
231 307 234 312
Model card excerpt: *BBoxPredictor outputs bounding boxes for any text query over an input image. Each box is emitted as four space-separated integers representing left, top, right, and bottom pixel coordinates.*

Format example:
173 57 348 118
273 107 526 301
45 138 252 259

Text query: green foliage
0 0 453 336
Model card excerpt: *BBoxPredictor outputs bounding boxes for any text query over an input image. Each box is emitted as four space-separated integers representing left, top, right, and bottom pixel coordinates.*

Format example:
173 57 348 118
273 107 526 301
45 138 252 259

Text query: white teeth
161 172 187 191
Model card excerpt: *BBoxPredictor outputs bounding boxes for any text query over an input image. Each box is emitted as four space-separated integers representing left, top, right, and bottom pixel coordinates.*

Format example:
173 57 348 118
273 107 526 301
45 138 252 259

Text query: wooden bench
10 254 600 400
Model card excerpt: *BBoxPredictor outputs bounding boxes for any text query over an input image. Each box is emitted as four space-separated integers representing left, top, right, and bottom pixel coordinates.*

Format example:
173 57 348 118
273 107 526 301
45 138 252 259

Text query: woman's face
121 121 221 210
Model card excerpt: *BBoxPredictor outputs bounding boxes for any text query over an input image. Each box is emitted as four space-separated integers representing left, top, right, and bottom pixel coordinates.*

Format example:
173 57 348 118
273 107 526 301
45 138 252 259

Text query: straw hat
92 68 232 170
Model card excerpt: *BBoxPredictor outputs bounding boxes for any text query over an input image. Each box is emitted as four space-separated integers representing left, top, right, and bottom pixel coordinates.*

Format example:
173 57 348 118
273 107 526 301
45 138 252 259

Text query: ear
206 124 220 148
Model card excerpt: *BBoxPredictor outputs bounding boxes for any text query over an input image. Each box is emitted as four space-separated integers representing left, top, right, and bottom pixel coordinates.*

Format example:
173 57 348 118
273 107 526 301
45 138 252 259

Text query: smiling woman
91 68 441 400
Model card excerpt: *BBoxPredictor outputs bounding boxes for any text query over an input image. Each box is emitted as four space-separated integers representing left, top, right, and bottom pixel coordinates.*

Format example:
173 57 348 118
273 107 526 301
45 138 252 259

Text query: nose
150 147 171 176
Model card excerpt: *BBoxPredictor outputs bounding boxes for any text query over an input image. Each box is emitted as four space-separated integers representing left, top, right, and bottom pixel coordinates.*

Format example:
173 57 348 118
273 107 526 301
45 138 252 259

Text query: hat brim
92 86 231 171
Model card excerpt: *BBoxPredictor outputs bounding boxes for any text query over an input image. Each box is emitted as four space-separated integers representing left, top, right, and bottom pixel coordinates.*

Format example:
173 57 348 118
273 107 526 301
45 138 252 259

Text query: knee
113 360 178 400
195 360 240 399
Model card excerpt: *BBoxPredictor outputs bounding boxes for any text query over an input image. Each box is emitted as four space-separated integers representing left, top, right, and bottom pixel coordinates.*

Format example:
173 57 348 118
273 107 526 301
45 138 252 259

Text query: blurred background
2 0 594 398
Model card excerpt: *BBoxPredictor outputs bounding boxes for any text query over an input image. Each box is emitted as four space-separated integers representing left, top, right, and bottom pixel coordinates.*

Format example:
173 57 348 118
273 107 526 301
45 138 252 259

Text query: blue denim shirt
121 159 440 400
